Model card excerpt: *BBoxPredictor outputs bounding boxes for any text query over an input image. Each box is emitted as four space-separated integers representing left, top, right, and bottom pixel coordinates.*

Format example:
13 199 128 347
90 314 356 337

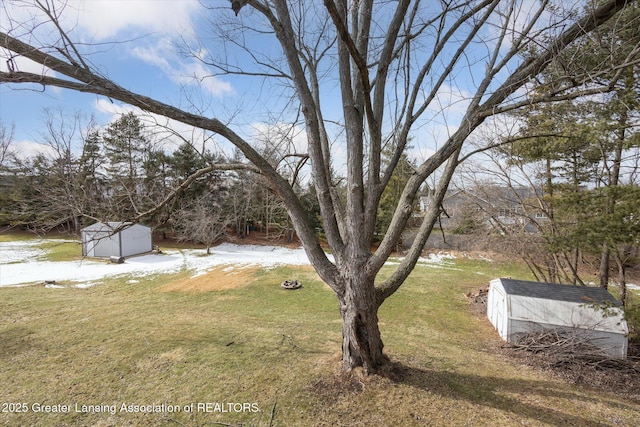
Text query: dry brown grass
160 265 259 293
2 241 639 427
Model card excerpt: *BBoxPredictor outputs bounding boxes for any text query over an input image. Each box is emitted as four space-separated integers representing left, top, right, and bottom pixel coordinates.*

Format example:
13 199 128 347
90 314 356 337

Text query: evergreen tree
506 3 640 289
375 146 416 240
102 112 151 215
77 129 106 222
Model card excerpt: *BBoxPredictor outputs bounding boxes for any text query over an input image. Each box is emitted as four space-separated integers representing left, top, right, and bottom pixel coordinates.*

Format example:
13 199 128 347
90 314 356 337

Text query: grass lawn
1 242 638 426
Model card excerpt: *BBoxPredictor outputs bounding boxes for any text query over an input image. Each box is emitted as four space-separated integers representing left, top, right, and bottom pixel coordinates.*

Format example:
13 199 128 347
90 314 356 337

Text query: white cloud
1 1 197 46
402 83 473 164
427 83 472 118
93 99 234 156
11 139 58 160
69 1 234 97
0 54 48 74
249 121 308 154
72 0 200 41
128 39 173 70
0 54 64 95
0 35 63 95
177 61 234 98
130 40 234 98
408 123 447 164
71 1 233 97
2 1 216 92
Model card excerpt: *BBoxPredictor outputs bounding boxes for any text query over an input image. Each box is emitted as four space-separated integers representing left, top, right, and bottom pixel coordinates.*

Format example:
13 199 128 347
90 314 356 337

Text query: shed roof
499 278 621 306
82 221 148 232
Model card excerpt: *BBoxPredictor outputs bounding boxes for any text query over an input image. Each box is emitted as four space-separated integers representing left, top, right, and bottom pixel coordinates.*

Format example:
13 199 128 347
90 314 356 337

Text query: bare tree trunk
614 255 627 307
338 272 386 373
550 253 560 283
572 247 580 285
620 274 627 308
601 111 626 289
599 245 610 289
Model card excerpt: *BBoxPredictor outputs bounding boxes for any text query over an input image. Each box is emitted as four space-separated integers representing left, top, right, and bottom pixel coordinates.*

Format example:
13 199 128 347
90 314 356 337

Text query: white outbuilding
81 222 152 259
487 278 628 358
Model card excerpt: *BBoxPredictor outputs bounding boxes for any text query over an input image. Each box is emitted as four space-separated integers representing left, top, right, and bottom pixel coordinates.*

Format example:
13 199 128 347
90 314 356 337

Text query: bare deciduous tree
0 122 14 169
1 0 635 373
173 194 233 255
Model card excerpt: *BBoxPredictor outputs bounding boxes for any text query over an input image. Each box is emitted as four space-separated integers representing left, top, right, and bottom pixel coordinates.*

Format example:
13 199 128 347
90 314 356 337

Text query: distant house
418 186 547 233
81 222 152 258
487 278 628 359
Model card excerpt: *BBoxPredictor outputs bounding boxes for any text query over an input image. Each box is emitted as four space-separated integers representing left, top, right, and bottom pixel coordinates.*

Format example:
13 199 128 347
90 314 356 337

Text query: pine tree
102 112 151 216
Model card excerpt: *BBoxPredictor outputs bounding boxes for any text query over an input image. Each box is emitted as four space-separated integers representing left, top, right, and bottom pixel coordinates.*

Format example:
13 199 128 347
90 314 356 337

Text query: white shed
81 222 152 258
487 278 628 358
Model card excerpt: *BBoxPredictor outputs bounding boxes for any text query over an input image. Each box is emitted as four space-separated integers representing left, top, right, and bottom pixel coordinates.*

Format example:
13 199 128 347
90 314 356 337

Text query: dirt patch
161 265 257 293
307 371 366 405
154 230 304 250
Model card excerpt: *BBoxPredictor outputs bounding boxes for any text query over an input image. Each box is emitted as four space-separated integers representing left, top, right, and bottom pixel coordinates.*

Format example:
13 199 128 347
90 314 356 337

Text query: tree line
0 112 319 249
0 111 415 252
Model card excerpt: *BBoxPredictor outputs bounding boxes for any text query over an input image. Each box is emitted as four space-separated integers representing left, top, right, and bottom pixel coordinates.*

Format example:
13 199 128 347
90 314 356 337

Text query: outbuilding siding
487 278 628 358
81 222 152 258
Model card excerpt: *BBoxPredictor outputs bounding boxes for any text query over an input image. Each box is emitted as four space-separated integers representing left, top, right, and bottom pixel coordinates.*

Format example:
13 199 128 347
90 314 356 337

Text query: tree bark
614 254 627 307
338 272 386 373
601 109 626 289
599 245 610 289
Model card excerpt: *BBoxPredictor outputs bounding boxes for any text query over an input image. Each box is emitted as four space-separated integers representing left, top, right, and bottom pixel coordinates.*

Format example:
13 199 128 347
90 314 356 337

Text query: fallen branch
268 395 277 427
507 330 640 373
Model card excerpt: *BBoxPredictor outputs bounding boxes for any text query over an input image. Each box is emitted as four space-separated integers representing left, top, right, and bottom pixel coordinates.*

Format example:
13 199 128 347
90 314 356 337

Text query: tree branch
0 30 341 289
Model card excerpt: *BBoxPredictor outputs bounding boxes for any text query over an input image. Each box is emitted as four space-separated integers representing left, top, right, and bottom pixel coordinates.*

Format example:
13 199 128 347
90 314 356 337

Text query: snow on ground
387 251 459 270
418 252 456 264
0 239 464 288
0 240 316 287
0 240 48 263
4 238 634 292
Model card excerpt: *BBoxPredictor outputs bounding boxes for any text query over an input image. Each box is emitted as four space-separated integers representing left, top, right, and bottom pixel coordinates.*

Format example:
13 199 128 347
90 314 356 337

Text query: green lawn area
1 242 638 426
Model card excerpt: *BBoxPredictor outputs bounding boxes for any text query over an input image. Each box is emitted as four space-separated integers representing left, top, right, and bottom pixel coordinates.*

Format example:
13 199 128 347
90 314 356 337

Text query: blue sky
0 0 547 168
0 0 470 166
1 1 258 156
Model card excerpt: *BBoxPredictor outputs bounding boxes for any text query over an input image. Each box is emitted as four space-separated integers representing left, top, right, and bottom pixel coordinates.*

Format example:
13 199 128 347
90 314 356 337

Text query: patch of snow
417 251 456 265
0 240 316 287
628 283 640 292
386 252 456 266
0 239 464 288
1 240 48 263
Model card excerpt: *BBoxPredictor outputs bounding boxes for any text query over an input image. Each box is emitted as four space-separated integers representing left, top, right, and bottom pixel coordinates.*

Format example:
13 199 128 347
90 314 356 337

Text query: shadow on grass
379 361 636 426
0 326 38 358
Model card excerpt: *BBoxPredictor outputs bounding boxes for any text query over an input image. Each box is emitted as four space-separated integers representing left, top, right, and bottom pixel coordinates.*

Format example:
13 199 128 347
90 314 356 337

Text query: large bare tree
1 0 635 373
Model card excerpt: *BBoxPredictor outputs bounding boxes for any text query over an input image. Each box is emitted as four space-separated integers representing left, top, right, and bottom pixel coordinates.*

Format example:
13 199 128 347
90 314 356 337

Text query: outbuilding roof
82 221 147 232
499 278 621 306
